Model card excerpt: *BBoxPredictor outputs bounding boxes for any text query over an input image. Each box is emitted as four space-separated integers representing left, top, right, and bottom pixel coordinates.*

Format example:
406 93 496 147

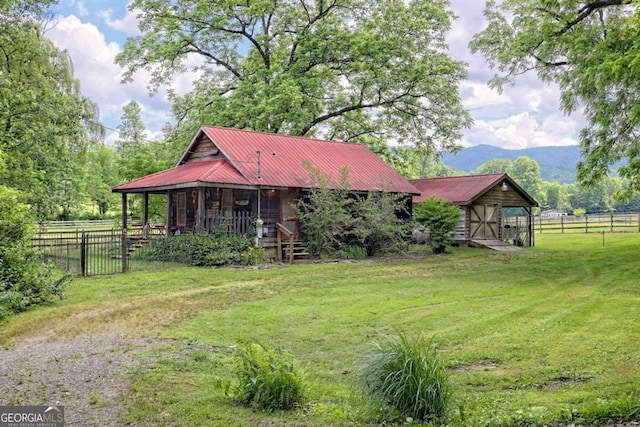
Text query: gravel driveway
0 333 163 426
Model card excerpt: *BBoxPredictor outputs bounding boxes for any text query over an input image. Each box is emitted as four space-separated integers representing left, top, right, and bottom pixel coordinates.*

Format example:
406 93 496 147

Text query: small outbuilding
410 173 538 247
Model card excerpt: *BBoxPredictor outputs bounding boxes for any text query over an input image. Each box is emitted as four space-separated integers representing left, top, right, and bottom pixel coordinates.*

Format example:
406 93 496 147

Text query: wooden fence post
611 212 614 232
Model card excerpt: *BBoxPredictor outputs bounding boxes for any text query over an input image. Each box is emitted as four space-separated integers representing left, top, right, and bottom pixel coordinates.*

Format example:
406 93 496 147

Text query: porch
117 186 306 262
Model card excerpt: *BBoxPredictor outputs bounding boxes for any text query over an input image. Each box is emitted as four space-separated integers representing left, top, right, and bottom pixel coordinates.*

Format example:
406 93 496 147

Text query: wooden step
127 239 151 255
282 240 310 261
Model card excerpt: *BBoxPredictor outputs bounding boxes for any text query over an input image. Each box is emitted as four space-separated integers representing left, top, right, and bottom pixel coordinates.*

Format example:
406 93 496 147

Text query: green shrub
0 186 71 322
358 332 453 422
335 244 367 260
296 163 411 258
143 233 264 266
350 190 412 256
224 341 305 411
414 197 461 254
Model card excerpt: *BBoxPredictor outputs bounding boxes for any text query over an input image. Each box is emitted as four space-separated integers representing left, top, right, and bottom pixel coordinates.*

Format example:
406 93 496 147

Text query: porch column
121 193 128 229
142 192 149 225
166 191 172 237
527 207 534 246
257 188 261 220
197 187 206 233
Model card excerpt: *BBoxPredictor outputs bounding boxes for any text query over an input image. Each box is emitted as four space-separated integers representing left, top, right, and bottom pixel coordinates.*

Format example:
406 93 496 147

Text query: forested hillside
442 145 581 183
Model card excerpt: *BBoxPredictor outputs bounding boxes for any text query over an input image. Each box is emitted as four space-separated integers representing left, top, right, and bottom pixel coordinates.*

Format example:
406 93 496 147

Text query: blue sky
44 0 585 149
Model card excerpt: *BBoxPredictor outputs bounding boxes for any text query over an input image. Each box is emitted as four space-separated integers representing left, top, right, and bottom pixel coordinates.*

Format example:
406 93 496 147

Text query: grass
2 232 640 425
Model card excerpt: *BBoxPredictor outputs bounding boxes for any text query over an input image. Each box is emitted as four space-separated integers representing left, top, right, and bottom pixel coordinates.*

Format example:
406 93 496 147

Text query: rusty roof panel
112 159 251 192
114 126 419 194
200 126 419 194
410 174 506 205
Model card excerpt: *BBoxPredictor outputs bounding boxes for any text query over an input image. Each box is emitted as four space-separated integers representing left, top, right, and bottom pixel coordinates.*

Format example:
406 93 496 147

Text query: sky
43 0 586 150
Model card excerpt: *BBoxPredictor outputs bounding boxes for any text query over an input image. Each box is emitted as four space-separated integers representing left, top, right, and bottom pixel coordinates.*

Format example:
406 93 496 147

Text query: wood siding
186 135 221 162
455 209 467 241
474 185 532 208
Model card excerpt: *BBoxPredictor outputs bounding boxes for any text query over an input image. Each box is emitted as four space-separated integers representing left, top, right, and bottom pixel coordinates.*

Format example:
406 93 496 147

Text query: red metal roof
410 174 507 205
115 126 418 194
112 159 251 192
198 126 419 193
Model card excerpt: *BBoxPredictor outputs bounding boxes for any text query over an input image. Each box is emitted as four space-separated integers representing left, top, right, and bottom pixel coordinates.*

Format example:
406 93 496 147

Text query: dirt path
0 333 163 426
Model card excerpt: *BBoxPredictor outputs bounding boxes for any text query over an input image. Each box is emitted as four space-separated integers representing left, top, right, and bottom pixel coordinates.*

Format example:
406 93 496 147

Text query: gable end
180 132 222 164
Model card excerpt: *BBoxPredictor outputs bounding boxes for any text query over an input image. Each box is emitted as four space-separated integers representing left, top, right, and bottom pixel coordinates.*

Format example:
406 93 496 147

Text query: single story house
112 126 419 259
540 209 568 218
410 173 538 247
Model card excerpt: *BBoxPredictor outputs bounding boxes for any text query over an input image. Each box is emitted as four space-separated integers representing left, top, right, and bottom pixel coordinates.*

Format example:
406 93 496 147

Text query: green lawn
2 233 639 426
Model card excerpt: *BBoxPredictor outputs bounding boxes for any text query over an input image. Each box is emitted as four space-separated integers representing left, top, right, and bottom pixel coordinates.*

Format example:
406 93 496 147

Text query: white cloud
461 112 578 149
101 5 140 37
447 0 583 150
46 16 125 113
460 81 509 111
45 14 175 141
77 2 88 16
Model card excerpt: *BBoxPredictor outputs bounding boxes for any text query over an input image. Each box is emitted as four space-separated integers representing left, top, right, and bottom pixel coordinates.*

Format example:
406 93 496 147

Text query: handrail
275 222 294 238
275 222 295 262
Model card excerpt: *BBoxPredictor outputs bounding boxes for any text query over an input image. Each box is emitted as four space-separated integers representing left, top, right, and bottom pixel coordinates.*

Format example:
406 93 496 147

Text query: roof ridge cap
203 125 366 147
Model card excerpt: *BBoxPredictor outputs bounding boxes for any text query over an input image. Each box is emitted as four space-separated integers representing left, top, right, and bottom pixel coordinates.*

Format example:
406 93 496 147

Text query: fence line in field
534 212 640 234
41 219 118 229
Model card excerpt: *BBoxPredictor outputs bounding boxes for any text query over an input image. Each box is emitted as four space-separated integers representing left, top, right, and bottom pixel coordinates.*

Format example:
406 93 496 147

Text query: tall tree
116 0 471 159
509 156 545 205
470 1 640 197
544 180 570 211
0 1 102 219
116 100 146 156
114 101 173 220
85 144 120 216
567 176 619 213
476 158 512 175
115 101 172 183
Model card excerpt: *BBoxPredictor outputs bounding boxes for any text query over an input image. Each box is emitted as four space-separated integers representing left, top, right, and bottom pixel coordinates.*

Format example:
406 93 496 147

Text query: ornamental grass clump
225 341 305 411
358 332 452 422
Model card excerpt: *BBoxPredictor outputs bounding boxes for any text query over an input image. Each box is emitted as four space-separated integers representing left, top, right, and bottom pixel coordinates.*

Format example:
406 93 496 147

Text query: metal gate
32 229 134 276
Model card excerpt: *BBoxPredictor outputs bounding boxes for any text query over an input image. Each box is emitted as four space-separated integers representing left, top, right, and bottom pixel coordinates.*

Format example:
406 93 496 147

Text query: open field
1 233 639 426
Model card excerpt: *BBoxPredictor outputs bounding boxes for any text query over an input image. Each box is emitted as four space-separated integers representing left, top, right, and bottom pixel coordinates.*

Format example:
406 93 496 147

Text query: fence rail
31 215 253 277
32 229 129 276
40 219 118 229
30 229 167 276
534 212 640 234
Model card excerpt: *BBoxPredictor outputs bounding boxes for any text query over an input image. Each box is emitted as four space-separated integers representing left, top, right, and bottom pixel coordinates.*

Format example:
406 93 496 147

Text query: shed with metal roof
410 174 538 247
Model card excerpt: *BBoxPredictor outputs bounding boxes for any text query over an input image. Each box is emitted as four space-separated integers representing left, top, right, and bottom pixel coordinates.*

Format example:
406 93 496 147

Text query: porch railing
204 210 253 236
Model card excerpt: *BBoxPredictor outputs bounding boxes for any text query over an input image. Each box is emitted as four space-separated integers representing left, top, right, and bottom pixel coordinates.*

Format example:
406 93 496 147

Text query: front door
469 204 500 240
281 190 298 238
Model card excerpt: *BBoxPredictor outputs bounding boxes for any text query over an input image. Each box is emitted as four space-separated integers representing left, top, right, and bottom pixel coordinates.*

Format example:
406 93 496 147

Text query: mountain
441 145 582 183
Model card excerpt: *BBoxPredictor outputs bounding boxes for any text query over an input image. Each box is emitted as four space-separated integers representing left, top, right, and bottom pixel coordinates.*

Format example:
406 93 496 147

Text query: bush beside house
414 197 461 254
